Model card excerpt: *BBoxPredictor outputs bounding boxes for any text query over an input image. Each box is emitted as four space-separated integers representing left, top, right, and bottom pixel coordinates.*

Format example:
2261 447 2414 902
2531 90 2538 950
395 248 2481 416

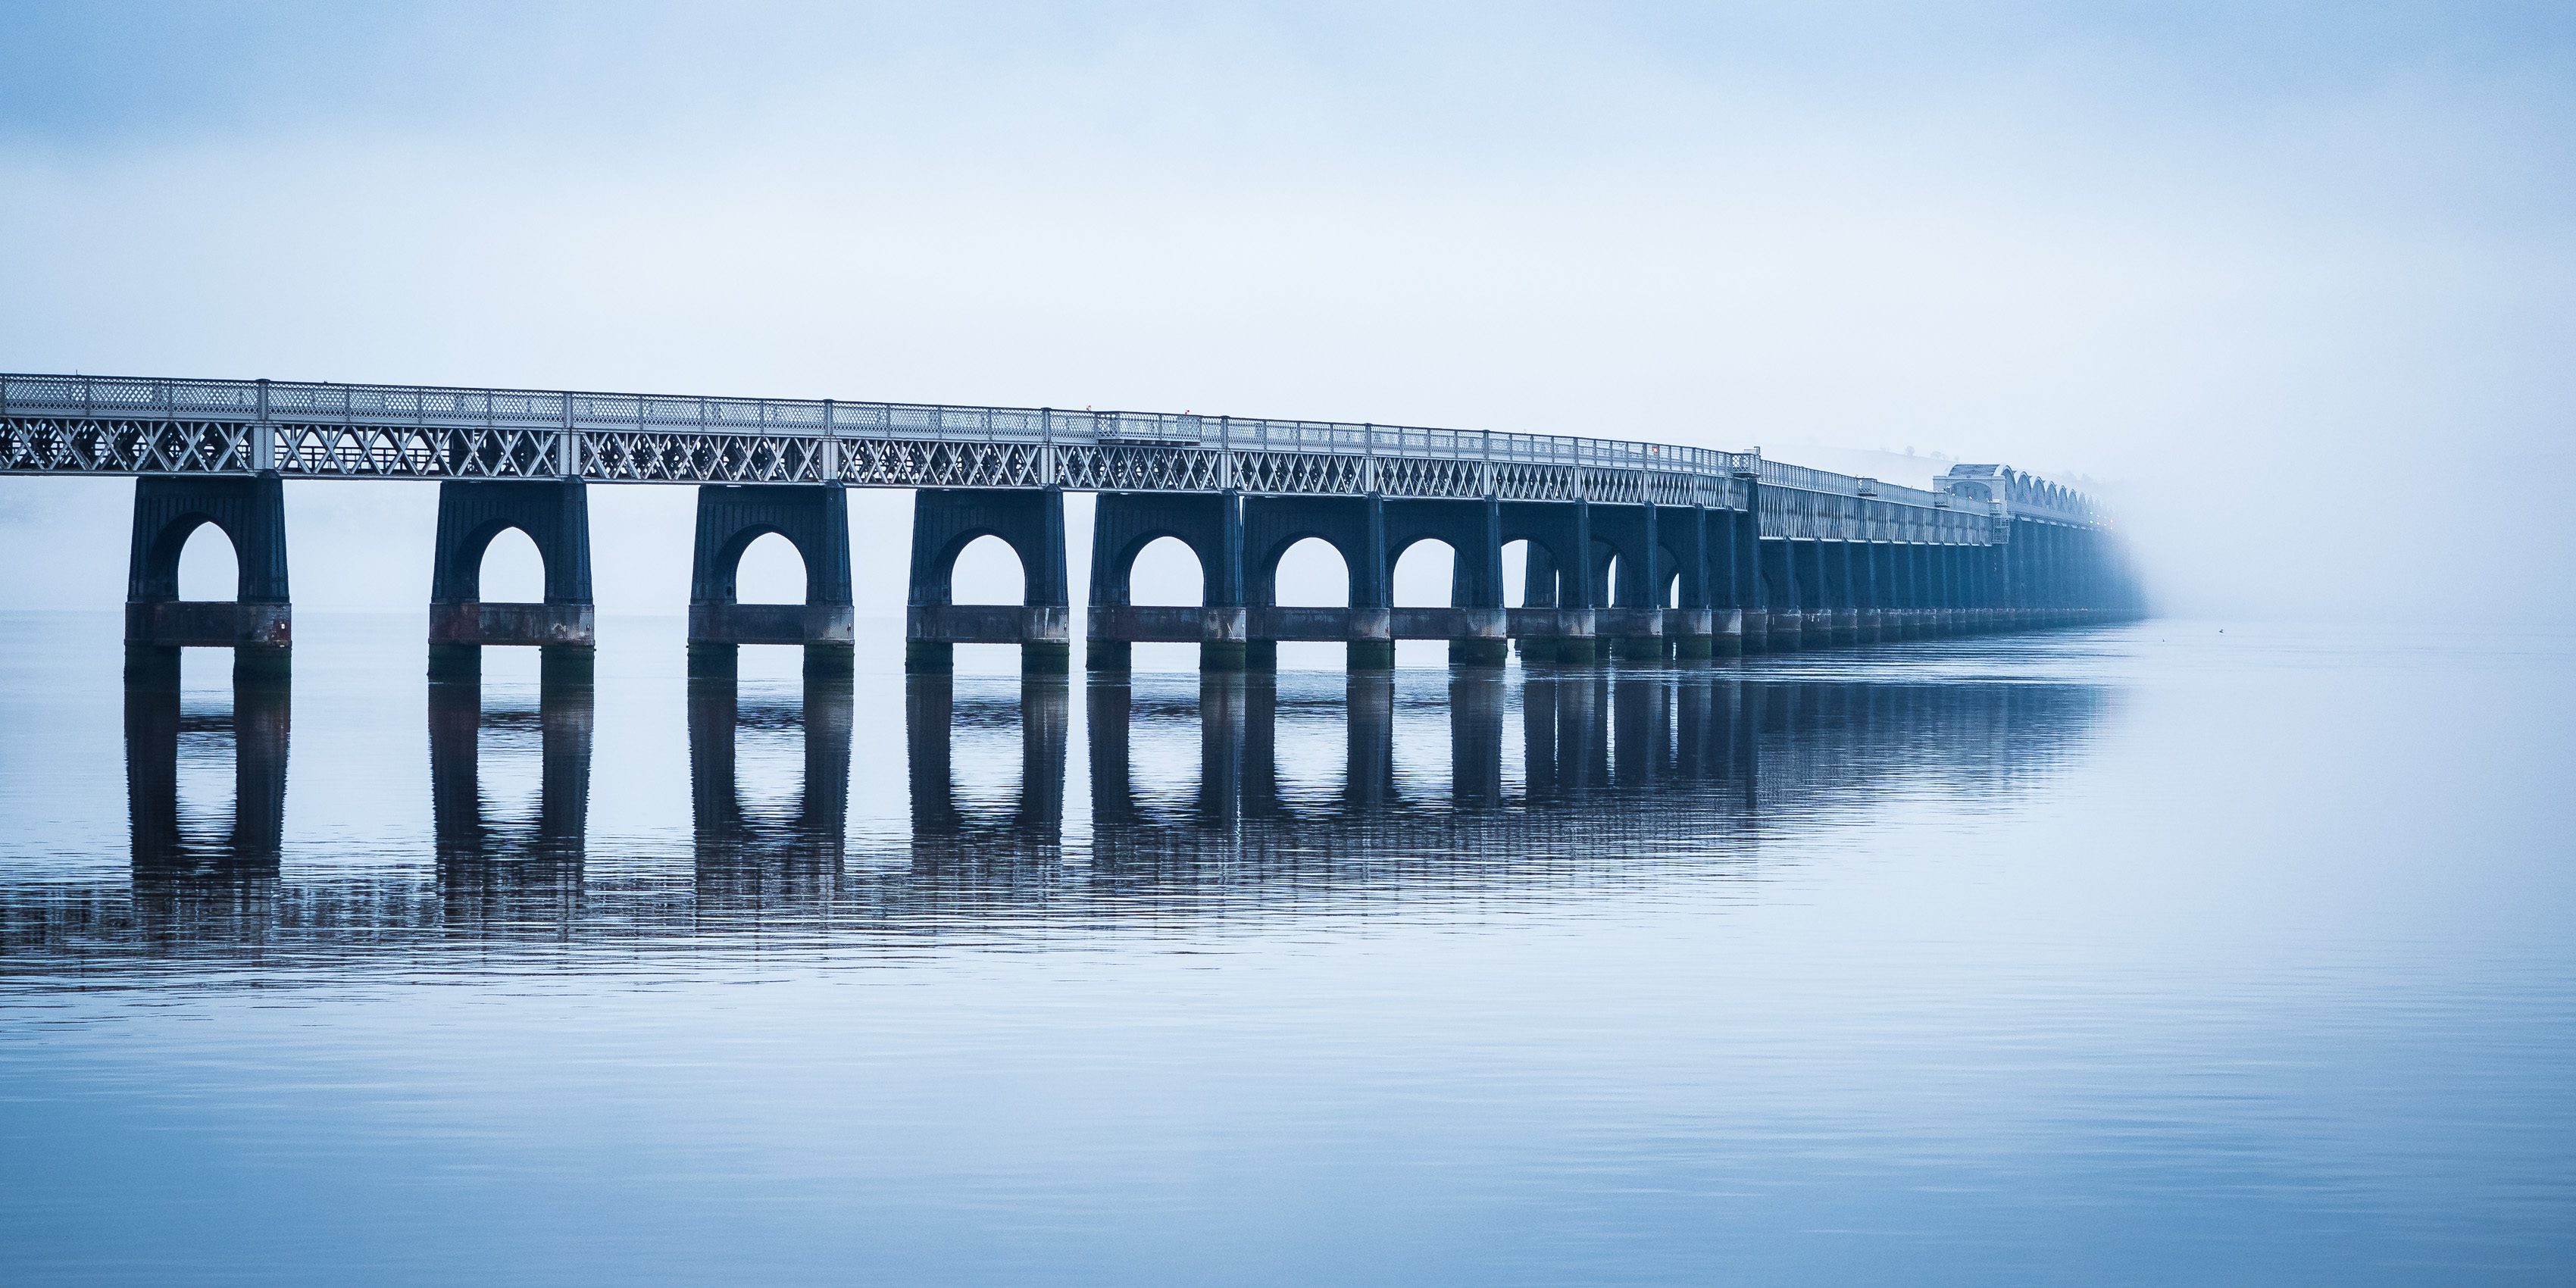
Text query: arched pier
4 372 2146 683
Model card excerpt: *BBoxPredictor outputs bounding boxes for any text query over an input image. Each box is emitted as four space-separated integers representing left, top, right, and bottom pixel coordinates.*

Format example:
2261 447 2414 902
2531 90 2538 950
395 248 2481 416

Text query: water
2 613 2569 1285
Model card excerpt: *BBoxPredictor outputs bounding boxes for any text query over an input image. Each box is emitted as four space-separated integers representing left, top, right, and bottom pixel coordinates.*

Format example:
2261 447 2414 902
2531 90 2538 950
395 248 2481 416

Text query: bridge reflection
0 668 2106 969
692 675 855 908
123 677 289 927
428 678 593 928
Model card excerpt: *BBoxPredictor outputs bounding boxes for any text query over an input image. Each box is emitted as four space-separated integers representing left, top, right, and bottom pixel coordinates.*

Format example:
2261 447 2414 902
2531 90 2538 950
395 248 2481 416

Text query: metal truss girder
2 374 2115 542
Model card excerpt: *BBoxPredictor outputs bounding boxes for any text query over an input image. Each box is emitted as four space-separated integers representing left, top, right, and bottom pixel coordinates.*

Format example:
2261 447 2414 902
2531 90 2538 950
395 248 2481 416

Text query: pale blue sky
2 2 2569 621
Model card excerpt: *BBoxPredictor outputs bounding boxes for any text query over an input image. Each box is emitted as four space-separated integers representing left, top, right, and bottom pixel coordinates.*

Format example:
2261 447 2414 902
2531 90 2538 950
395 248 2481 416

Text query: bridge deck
0 373 2106 533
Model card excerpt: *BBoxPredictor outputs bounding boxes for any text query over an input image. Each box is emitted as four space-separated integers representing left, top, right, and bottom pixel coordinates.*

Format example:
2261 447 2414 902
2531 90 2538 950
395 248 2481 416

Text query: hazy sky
2 2 2570 621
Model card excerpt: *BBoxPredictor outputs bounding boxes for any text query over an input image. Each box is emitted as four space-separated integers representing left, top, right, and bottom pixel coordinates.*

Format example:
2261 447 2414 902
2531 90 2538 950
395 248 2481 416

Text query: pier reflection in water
123 676 289 932
429 678 592 928
692 674 855 908
10 664 2106 971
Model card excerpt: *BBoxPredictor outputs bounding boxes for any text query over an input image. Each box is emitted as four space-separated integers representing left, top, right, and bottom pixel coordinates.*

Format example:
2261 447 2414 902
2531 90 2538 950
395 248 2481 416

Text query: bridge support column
1559 499 1599 666
1856 542 1886 643
1951 544 1976 633
685 483 855 680
1668 505 1716 661
427 478 595 686
1758 538 1799 650
1827 540 1860 646
1880 543 1909 640
1586 500 1664 664
1085 490 1247 674
1348 494 1394 671
1987 539 2013 633
1913 545 1938 636
1513 542 1562 665
1797 540 1833 647
1446 497 1509 668
906 486 1071 675
123 472 292 686
1731 494 1765 653
1708 501 1745 657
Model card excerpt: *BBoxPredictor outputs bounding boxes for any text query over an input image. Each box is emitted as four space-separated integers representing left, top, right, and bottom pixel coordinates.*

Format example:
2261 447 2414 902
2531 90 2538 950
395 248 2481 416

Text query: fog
4 2 2570 623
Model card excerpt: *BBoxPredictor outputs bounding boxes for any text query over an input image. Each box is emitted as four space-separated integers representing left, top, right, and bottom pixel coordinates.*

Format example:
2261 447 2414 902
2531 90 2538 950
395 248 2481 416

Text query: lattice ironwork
1231 451 1368 496
1373 455 1487 499
0 372 2112 536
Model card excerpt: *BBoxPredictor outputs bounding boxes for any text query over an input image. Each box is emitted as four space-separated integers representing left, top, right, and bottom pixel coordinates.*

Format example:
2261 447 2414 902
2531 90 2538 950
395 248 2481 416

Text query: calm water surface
1 614 2569 1285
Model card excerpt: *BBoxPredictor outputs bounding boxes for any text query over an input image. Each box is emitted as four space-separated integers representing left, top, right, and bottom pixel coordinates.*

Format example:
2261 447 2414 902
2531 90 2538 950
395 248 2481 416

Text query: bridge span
0 373 2141 682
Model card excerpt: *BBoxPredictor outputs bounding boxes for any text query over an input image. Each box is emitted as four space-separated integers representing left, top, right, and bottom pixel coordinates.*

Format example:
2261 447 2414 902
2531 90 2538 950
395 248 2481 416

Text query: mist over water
2 614 2569 1284
5 5 2575 1283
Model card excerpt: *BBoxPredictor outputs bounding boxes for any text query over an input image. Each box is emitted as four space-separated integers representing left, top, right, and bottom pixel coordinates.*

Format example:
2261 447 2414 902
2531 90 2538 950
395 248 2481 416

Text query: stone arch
906 489 1067 609
1390 536 1457 607
430 480 592 605
690 484 853 609
1654 543 1684 609
1240 495 1378 611
725 530 809 605
476 526 549 603
1261 534 1353 608
1124 534 1205 606
1501 539 1534 607
1497 501 1586 611
948 538 1025 608
1593 541 1621 609
1088 492 1238 611
127 475 289 605
1096 527 1217 605
174 518 241 601
436 518 552 602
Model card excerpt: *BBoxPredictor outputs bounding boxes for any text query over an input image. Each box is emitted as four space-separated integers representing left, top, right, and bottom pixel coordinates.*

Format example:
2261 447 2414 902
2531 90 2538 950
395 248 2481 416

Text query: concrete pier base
804 642 855 678
905 640 953 674
1246 640 1280 672
1449 638 1508 668
690 641 852 679
1202 640 1249 672
1614 637 1666 663
1023 641 1072 675
1712 609 1744 656
1739 609 1768 653
540 645 595 686
1347 640 1396 671
1085 639 1133 674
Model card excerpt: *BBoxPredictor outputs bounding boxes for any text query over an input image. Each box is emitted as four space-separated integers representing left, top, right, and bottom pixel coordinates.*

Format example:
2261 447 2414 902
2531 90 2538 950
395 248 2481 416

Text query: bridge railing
4 374 1764 475
3 373 2093 527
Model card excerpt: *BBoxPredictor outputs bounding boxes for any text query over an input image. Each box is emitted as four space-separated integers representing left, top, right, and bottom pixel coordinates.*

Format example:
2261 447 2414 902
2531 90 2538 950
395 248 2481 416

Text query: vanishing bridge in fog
0 373 2140 683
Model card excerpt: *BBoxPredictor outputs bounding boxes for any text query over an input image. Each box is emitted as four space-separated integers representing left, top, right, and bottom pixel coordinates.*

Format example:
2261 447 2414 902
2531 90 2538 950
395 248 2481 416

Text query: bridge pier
426 478 596 685
1502 499 1598 666
905 486 1071 675
123 473 292 686
1085 489 1249 674
685 483 855 680
1242 493 1396 672
124 671 289 876
1424 497 1508 669
687 671 853 861
1590 500 1667 663
1665 505 1718 661
1825 540 1860 646
1857 542 1887 643
429 674 594 864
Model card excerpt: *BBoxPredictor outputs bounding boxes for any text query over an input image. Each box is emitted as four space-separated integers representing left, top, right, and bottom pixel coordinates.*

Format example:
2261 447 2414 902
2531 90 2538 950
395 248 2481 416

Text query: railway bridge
0 373 2140 683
